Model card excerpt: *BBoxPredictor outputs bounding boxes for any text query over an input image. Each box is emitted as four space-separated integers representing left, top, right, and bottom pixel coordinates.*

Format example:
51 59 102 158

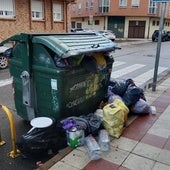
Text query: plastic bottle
98 129 110 151
85 135 101 160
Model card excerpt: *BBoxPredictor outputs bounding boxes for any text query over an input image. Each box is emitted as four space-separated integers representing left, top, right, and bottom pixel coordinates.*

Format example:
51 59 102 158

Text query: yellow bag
92 53 106 69
103 99 129 138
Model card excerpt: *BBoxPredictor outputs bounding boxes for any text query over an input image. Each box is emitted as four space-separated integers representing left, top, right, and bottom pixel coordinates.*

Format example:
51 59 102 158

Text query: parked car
97 30 116 41
71 28 95 33
0 46 10 69
167 31 170 41
71 28 85 32
152 30 168 42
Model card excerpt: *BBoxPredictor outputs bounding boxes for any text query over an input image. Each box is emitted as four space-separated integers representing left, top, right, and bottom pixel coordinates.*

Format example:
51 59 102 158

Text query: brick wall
0 0 71 41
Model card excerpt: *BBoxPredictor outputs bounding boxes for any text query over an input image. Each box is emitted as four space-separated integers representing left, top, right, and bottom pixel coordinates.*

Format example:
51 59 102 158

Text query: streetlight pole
152 2 166 91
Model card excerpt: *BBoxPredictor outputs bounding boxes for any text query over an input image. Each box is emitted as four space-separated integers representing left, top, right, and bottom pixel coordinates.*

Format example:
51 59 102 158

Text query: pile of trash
17 78 154 160
107 78 151 115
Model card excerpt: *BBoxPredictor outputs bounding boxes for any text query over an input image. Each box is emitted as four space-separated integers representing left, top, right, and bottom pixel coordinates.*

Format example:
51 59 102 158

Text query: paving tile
82 159 119 170
122 114 156 140
122 153 155 170
132 142 161 160
60 149 90 169
154 118 170 130
163 138 170 151
101 146 129 165
148 115 170 138
156 149 170 165
117 166 129 170
49 161 80 170
159 105 170 121
152 162 170 170
111 136 138 152
141 133 167 149
122 126 146 141
148 126 170 139
125 114 137 126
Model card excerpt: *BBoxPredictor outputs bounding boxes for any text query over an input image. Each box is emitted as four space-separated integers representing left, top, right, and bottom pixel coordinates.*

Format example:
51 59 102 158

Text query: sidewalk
35 74 170 170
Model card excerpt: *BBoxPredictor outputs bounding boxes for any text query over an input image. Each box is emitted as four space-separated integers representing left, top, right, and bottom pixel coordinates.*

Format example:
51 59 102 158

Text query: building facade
0 0 74 42
70 0 170 38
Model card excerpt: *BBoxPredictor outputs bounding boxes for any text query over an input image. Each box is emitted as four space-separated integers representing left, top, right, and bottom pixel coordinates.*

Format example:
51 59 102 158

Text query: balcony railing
148 6 158 15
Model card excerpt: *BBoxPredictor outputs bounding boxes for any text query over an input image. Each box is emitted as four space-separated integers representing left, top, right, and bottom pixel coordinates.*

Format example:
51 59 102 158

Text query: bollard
0 104 20 158
0 131 6 146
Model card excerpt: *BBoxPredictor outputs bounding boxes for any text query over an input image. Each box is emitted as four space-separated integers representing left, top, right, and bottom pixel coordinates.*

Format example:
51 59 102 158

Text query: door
128 21 145 38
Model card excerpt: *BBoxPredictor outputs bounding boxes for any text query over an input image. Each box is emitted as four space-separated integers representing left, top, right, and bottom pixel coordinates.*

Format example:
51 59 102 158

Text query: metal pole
152 2 166 91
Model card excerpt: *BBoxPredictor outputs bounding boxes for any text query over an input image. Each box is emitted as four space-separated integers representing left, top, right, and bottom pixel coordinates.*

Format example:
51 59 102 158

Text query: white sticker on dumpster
51 79 57 90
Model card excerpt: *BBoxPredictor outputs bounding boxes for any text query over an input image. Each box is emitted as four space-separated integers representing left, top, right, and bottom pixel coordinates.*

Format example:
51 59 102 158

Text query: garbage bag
60 116 89 132
17 121 67 158
80 113 103 136
103 99 129 138
130 98 151 115
123 84 145 107
109 79 134 96
60 114 102 136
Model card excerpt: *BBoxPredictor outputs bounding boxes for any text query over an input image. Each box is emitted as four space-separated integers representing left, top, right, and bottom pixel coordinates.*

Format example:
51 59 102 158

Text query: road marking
134 66 168 87
111 64 145 79
0 77 13 87
112 61 126 67
0 65 168 89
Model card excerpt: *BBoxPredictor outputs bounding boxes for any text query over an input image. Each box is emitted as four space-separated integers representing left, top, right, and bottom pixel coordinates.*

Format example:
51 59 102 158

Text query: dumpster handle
91 44 100 48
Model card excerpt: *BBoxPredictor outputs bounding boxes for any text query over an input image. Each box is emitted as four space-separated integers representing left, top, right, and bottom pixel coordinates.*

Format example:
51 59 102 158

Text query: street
0 40 170 170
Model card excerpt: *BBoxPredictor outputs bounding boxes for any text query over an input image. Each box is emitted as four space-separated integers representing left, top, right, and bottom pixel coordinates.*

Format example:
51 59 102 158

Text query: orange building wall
0 0 71 41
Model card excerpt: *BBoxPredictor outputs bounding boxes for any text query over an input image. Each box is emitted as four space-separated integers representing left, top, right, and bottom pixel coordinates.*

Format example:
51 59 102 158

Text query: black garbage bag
81 55 99 73
109 79 134 96
123 84 145 107
80 113 103 136
17 121 67 159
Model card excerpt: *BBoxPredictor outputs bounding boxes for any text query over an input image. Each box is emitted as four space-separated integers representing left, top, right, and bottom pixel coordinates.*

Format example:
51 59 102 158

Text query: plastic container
98 129 110 151
85 135 101 160
150 106 157 115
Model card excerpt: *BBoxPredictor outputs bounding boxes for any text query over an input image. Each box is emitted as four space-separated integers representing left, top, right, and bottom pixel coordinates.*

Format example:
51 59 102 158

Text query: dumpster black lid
0 33 116 58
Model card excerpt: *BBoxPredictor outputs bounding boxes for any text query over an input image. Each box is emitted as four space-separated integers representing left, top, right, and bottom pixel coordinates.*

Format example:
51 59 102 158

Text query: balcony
148 6 158 15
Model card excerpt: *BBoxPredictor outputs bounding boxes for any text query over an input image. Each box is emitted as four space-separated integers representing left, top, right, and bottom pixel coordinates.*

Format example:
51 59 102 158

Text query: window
148 1 158 14
157 21 159 26
152 20 155 26
31 0 44 20
77 23 82 29
0 0 15 18
131 0 140 7
78 3 82 14
99 0 110 13
85 2 88 9
95 20 100 25
72 4 76 12
90 0 94 8
53 2 63 21
71 21 76 29
119 0 127 7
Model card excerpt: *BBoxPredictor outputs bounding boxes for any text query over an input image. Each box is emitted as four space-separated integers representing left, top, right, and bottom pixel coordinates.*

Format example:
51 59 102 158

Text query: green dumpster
1 33 116 121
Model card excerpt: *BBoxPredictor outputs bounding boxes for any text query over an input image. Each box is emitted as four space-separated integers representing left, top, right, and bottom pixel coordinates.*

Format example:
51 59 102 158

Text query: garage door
128 21 145 38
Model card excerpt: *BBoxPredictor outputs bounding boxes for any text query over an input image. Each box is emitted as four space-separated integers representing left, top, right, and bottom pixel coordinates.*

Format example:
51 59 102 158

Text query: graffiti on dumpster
51 89 59 112
66 74 104 109
66 96 85 108
70 81 86 92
